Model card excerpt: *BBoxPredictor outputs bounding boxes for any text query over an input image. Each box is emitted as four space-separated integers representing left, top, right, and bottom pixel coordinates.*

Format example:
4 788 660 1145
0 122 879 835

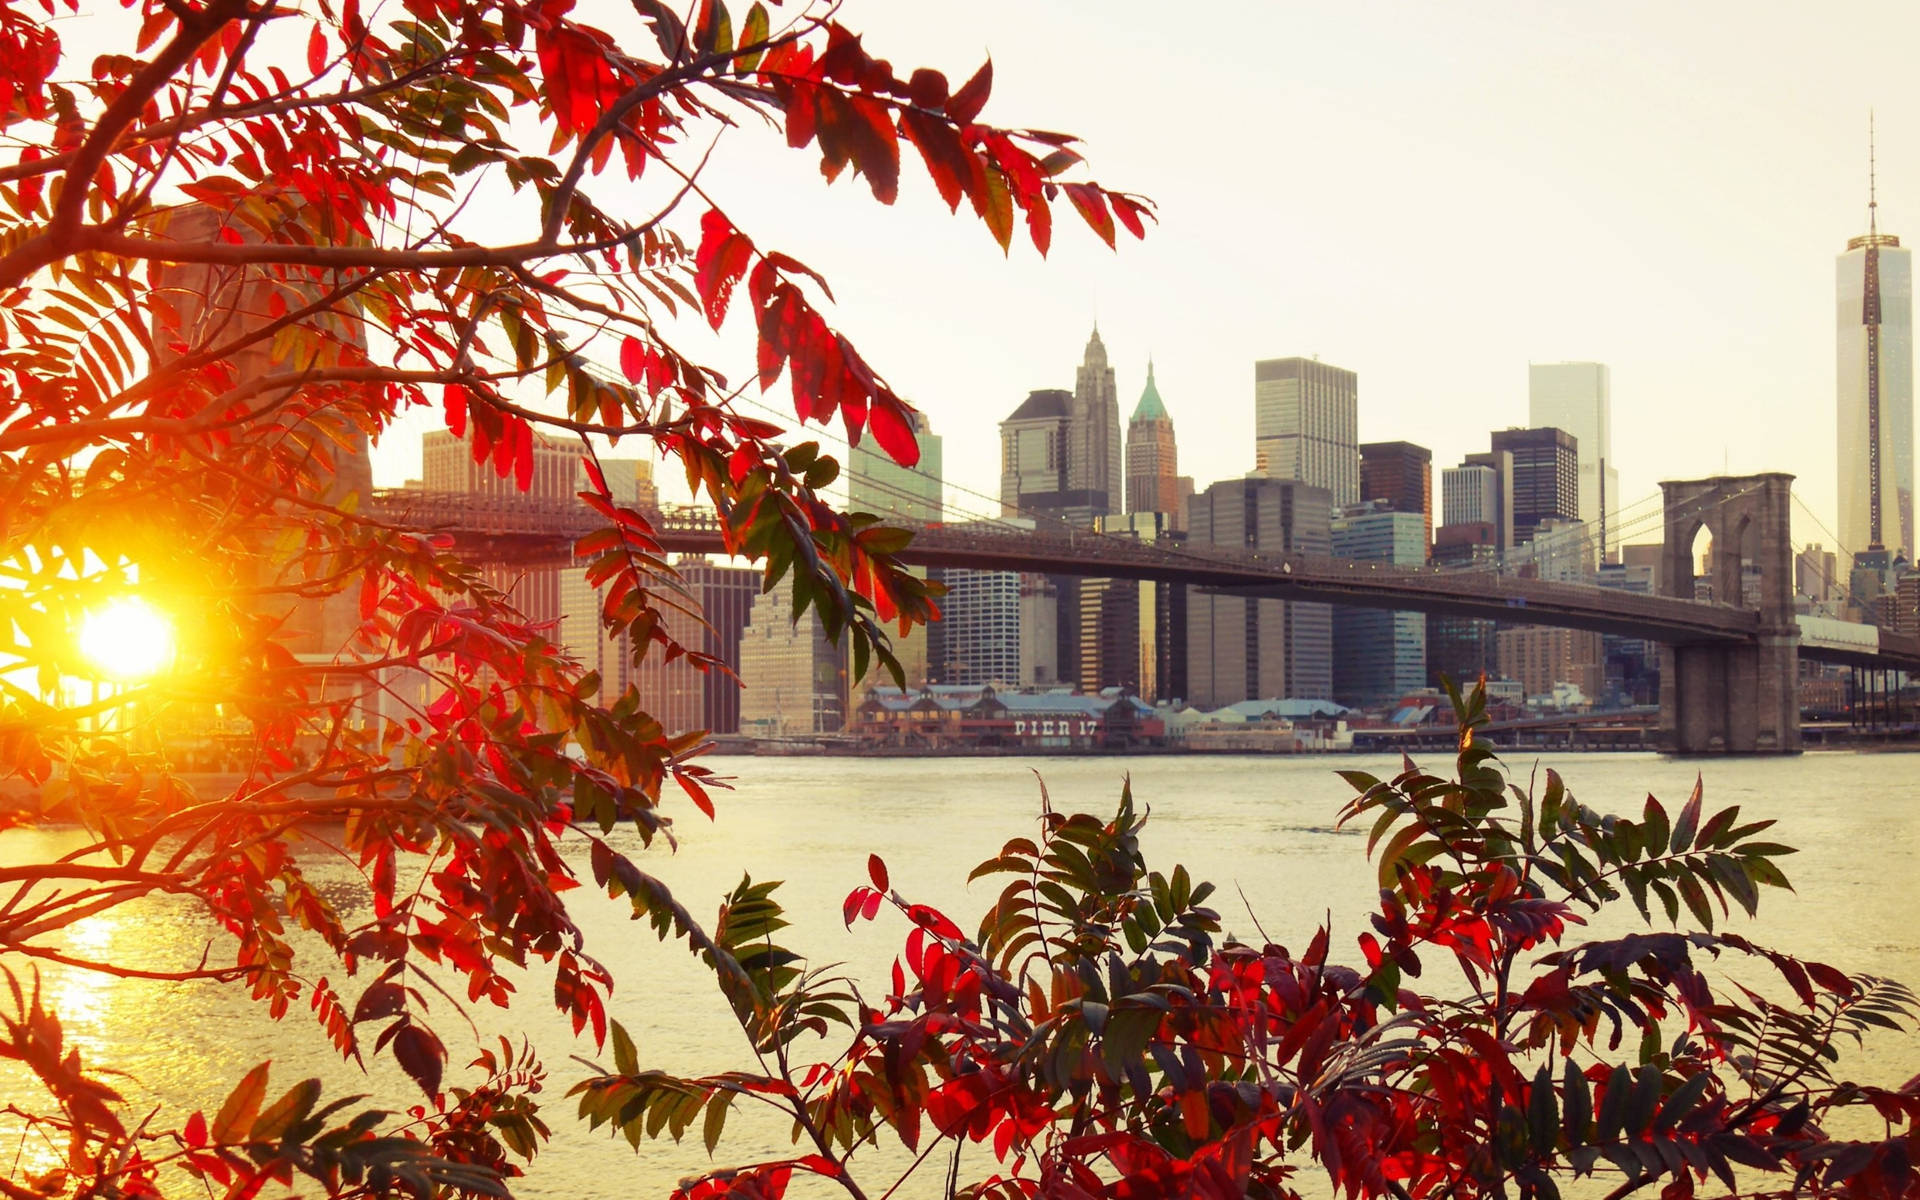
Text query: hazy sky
372 0 1919 554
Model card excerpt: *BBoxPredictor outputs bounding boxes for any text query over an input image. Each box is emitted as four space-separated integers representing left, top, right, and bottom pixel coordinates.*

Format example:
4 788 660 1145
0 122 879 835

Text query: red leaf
184 1110 208 1148
442 384 466 436
694 208 754 329
391 1022 445 1097
580 453 607 496
868 854 889 891
842 887 866 928
306 24 325 76
948 58 992 125
1063 182 1116 248
868 400 920 467
860 889 883 921
514 419 534 491
619 335 647 383
679 774 716 819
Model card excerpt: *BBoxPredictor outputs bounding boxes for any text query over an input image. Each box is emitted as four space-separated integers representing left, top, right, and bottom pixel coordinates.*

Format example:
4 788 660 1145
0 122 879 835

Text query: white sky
370 0 1920 554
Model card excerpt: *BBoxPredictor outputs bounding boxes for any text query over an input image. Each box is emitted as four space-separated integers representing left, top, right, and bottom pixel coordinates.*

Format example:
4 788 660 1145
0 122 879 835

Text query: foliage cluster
581 684 1920 1200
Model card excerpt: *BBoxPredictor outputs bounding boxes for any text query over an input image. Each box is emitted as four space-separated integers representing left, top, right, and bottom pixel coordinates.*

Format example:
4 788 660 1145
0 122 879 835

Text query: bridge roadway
368 491 1920 673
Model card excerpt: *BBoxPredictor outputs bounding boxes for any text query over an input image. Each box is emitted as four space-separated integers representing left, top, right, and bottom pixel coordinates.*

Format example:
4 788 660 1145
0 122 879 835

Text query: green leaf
1641 795 1669 860
1528 1062 1559 1152
1563 1058 1592 1144
1622 1065 1662 1135
734 2 769 69
1676 871 1715 930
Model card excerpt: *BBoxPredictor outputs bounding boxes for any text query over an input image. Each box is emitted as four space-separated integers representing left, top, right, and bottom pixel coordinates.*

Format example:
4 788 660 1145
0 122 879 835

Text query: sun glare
77 597 175 681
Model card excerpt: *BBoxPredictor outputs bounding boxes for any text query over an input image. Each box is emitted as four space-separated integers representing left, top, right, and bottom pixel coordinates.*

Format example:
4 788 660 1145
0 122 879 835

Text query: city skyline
368 0 1920 563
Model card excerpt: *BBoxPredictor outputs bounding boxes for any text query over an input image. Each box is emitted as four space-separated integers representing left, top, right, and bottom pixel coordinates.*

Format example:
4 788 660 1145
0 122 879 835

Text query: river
2 749 1917 1199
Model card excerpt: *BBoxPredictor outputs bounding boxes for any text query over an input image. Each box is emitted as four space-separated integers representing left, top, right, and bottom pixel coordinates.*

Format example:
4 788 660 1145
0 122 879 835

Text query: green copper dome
1131 361 1168 422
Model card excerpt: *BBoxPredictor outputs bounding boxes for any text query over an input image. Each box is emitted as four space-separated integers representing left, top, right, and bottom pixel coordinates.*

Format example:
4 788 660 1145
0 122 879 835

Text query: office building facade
1490 426 1579 546
1253 357 1358 508
1359 440 1433 552
1529 362 1619 562
1125 363 1186 525
1185 478 1333 706
1330 505 1427 706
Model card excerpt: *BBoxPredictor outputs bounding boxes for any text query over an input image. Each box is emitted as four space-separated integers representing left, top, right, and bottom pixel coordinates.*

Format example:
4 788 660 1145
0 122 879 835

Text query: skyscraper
1529 362 1619 563
1252 357 1358 508
1359 440 1433 552
1837 131 1915 570
1072 327 1123 515
1490 427 1579 546
849 410 941 693
1330 505 1427 706
1125 362 1184 524
738 577 847 736
999 389 1074 518
1185 478 1333 705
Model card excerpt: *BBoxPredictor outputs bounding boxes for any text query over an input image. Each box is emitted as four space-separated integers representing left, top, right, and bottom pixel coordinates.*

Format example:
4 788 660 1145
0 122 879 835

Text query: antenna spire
1871 110 1879 236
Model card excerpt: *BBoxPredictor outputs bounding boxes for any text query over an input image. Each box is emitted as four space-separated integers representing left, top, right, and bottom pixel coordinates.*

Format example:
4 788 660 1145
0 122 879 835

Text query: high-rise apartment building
1529 362 1619 562
1359 440 1433 552
1490 427 1579 546
738 577 846 736
1330 505 1427 706
1185 478 1333 706
1125 363 1185 525
630 559 756 735
1837 145 1915 569
849 410 941 694
1252 357 1358 509
931 564 1023 687
1072 328 1123 514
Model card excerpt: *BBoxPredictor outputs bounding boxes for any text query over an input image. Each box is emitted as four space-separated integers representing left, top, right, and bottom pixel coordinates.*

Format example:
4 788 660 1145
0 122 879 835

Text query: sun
76 597 175 682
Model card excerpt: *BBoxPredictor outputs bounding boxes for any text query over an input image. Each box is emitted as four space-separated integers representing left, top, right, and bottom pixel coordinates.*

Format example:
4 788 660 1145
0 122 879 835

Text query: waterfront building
1529 362 1618 562
1072 328 1123 516
1837 139 1915 572
849 409 942 697
1330 504 1427 707
1496 624 1603 705
1359 441 1433 553
1185 477 1333 706
849 685 1162 752
1252 357 1358 509
738 576 847 736
1490 426 1579 546
1125 363 1185 526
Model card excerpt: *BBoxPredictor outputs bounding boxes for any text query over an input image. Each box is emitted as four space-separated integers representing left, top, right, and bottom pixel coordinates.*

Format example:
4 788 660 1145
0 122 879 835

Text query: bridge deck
367 492 1920 672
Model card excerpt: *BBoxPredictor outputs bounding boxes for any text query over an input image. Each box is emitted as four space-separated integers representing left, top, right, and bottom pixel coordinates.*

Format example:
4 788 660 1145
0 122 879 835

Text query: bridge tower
1657 473 1801 753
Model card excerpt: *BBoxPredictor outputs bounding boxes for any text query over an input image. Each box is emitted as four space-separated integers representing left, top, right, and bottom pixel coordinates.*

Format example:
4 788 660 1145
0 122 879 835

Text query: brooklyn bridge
371 472 1920 755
